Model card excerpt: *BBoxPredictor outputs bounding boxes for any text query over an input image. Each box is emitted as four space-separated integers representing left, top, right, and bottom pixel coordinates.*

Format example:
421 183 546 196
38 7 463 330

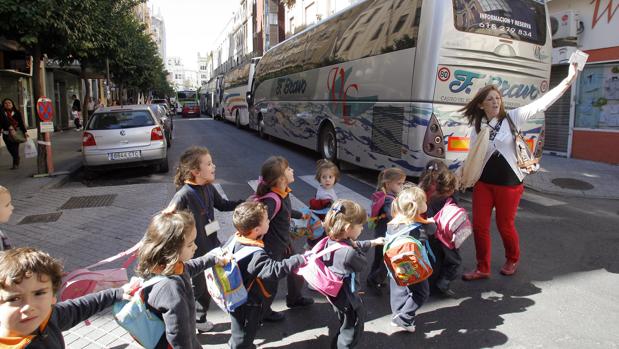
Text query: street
5 115 616 348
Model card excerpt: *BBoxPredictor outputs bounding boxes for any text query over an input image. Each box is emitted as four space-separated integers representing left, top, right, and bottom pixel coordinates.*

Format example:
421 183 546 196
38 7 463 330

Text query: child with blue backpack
385 185 434 333
167 146 244 332
226 201 307 349
366 167 406 294
133 210 228 348
319 199 384 348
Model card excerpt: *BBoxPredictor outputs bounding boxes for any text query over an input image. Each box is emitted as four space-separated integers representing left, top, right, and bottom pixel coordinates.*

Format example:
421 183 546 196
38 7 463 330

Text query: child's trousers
429 237 462 283
331 304 365 349
367 245 387 285
229 303 263 349
389 278 429 327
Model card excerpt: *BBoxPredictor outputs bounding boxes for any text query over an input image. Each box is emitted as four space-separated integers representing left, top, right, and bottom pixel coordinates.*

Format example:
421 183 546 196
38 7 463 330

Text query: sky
148 0 238 70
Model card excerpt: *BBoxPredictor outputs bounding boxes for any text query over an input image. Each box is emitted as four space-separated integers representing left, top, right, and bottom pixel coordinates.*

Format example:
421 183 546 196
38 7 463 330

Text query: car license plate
108 150 141 160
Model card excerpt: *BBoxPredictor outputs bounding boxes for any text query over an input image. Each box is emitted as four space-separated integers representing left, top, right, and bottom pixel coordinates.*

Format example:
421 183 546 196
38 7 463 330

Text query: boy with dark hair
226 202 306 349
0 247 125 348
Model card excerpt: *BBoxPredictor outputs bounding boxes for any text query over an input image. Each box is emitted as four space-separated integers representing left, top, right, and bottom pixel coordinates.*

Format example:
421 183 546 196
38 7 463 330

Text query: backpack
290 207 327 240
383 224 433 286
368 191 394 230
112 276 166 349
250 192 282 220
296 236 347 298
433 198 472 250
59 243 140 302
205 243 264 313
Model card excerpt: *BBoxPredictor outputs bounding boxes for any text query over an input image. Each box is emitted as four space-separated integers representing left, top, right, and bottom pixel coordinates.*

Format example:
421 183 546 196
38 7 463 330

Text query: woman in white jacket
461 63 579 281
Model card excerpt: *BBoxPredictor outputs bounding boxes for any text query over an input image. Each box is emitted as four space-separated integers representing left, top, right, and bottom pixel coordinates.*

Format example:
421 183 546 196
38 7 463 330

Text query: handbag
505 116 540 174
8 127 26 143
457 125 490 190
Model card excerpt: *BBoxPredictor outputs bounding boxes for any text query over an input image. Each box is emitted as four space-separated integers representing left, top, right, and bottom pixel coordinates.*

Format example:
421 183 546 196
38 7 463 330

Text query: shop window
575 63 619 130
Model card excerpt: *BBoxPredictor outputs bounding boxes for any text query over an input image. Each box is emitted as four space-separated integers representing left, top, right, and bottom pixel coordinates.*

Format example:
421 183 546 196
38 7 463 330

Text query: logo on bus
327 66 378 126
438 67 451 82
448 69 541 101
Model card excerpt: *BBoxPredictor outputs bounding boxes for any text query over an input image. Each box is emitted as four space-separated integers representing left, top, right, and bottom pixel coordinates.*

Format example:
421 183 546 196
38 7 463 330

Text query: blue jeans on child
389 278 430 327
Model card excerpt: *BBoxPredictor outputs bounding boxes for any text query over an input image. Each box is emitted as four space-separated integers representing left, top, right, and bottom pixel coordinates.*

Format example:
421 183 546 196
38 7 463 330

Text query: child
137 210 228 348
419 160 462 297
307 159 340 246
0 186 14 251
366 167 406 294
320 199 384 348
226 202 307 349
0 247 126 348
256 156 313 322
167 146 244 332
386 185 433 332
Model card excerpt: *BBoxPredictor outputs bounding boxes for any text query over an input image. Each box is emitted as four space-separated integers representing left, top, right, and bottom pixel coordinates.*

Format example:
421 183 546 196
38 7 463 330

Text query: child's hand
121 277 141 300
216 250 231 266
302 213 311 220
426 217 435 224
371 237 385 247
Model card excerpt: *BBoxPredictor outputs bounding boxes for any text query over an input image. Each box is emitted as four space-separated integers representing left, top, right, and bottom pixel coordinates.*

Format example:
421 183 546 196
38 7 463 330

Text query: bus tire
319 124 337 163
235 111 241 128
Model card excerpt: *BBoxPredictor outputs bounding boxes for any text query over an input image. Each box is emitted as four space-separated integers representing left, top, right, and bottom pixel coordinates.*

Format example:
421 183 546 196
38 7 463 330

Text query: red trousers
472 181 524 273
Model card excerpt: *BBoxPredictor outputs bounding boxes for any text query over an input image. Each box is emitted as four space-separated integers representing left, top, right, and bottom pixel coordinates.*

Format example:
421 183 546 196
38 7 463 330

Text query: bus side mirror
246 91 253 107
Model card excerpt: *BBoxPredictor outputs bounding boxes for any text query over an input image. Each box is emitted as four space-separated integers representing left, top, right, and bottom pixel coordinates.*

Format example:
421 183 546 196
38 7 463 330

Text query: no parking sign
36 97 54 122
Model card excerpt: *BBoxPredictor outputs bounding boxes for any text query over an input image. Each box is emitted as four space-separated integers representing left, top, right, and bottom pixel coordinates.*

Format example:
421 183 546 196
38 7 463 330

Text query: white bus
249 0 552 175
222 57 260 127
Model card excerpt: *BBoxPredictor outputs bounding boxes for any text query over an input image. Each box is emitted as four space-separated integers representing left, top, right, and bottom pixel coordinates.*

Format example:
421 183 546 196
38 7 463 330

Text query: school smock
0 288 124 349
144 252 219 349
470 78 572 183
262 187 303 257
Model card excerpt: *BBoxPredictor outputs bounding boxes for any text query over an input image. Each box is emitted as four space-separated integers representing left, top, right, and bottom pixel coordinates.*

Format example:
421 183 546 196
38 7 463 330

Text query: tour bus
222 57 261 127
248 0 552 175
204 75 225 118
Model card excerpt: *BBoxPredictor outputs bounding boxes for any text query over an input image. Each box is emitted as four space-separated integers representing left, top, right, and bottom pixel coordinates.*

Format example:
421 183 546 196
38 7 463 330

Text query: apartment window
371 23 384 41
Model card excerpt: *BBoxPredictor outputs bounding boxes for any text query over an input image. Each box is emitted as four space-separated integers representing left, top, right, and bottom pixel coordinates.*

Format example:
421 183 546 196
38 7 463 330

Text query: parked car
182 102 200 118
147 104 172 147
82 105 168 173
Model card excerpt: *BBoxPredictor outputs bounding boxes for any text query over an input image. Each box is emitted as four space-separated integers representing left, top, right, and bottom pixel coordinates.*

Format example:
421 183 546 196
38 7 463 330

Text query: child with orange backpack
366 168 406 294
384 185 435 333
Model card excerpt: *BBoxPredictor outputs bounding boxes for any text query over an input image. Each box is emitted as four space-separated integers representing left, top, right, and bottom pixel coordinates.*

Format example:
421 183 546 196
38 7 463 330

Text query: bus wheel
320 124 337 163
235 111 241 128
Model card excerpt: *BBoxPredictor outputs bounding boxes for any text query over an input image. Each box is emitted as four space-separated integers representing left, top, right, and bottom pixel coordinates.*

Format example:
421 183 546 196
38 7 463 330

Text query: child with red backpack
312 199 384 348
419 160 463 298
366 167 406 294
385 185 434 333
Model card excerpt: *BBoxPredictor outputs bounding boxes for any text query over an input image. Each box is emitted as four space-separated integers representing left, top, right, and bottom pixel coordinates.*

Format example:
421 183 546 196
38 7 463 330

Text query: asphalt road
65 114 619 348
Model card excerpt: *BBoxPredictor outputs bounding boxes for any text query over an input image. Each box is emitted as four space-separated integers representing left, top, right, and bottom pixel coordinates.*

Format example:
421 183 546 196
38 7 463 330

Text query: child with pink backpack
366 168 406 295
300 199 383 348
419 160 466 298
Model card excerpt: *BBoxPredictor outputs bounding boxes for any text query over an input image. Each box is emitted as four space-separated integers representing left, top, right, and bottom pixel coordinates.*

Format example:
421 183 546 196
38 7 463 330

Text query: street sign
40 121 54 133
36 97 54 122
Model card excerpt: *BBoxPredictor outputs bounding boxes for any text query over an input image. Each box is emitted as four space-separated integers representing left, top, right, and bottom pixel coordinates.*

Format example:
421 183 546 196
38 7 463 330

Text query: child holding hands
0 186 14 251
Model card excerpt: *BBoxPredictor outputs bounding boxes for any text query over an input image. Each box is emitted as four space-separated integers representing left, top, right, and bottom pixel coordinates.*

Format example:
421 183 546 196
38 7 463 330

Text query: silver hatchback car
82 105 168 173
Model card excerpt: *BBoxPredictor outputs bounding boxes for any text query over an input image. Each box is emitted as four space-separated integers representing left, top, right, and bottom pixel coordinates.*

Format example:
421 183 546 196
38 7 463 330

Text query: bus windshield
453 0 547 45
177 91 197 100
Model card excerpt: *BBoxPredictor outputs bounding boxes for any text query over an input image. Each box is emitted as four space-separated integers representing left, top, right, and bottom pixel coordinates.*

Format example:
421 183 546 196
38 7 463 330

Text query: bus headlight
423 114 445 159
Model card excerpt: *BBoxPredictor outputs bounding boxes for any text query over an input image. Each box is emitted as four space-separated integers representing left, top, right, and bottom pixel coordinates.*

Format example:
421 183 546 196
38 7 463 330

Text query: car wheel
157 155 169 173
166 133 172 148
319 124 337 163
235 111 241 128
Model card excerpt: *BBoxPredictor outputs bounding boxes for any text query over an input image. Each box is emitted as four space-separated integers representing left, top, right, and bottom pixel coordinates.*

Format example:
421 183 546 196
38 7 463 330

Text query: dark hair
2 98 18 112
233 202 268 235
174 146 211 188
315 159 340 182
256 156 289 196
459 85 507 133
418 160 449 192
0 248 64 294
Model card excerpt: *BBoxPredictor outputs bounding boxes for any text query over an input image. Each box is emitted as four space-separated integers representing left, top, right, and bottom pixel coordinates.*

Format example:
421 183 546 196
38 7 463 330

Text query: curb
40 161 83 190
523 182 619 200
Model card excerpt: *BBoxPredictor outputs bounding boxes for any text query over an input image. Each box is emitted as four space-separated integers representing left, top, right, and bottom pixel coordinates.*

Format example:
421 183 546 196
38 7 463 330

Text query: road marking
522 191 566 207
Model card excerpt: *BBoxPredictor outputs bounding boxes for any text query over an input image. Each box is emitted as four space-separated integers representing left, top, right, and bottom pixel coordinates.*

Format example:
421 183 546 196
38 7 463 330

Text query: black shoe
286 297 314 308
437 284 456 298
262 310 285 322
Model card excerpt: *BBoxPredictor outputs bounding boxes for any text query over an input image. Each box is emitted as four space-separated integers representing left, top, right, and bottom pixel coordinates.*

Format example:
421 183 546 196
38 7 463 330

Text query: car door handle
120 140 129 144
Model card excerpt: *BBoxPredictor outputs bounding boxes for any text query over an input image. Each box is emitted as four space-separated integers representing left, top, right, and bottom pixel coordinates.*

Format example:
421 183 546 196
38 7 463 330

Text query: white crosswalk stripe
521 191 566 207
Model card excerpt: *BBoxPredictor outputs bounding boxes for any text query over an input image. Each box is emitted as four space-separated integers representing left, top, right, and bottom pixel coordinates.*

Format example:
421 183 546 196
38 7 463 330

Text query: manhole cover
551 178 594 191
19 212 63 225
60 194 117 209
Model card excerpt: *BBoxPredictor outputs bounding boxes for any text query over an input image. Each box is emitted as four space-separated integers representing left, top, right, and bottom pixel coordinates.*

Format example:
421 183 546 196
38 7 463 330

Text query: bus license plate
108 151 141 160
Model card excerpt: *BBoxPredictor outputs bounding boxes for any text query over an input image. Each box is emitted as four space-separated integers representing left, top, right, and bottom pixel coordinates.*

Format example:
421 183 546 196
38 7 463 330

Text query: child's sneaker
196 320 214 333
391 321 416 333
436 279 456 298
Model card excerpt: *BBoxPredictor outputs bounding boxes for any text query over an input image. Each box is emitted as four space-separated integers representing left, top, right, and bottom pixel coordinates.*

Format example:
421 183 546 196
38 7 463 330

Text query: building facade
284 0 362 38
546 0 619 164
151 10 167 62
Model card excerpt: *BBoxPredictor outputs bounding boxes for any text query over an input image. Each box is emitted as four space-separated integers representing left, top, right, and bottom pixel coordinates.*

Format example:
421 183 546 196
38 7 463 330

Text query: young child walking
255 156 313 322
226 202 307 349
136 210 228 348
320 199 384 348
386 186 433 332
0 247 127 348
0 186 14 251
419 160 462 297
167 146 244 332
366 168 406 294
307 159 340 246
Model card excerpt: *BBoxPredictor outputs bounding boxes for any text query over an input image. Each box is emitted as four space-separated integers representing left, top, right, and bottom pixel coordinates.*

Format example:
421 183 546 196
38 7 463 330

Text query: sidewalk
524 154 619 200
0 129 83 195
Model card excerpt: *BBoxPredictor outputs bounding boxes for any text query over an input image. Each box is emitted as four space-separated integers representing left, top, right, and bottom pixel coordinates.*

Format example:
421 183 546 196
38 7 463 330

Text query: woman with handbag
459 63 579 281
1 98 28 169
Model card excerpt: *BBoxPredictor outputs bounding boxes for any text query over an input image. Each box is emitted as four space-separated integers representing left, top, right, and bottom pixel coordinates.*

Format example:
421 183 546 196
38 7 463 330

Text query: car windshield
88 111 155 130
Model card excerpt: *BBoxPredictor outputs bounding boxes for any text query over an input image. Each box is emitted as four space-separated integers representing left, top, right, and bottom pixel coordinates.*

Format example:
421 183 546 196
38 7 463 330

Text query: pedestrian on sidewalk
1 98 28 169
166 146 244 333
0 186 15 251
460 63 580 281
71 95 82 131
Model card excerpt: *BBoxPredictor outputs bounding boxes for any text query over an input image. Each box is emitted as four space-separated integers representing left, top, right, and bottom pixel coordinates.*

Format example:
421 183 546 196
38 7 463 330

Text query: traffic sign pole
36 97 55 174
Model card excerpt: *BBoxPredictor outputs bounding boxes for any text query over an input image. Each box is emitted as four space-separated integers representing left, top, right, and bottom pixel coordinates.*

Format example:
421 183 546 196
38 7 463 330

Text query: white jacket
470 79 572 182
